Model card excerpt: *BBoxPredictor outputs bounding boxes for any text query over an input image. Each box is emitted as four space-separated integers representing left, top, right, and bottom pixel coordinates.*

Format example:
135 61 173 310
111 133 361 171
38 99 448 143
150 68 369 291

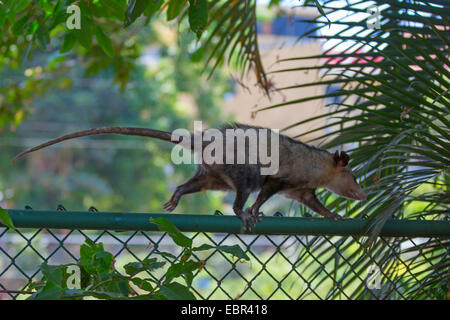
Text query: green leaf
31 282 63 300
188 0 207 39
124 0 151 27
150 217 192 248
11 12 30 35
133 291 166 300
80 244 96 272
166 0 185 21
95 27 114 57
85 290 128 300
36 24 50 50
153 251 177 260
62 288 85 298
159 282 196 300
76 18 93 50
194 244 250 261
40 263 63 285
116 278 131 296
29 263 64 300
84 237 96 247
184 270 194 287
60 32 76 53
27 280 45 291
124 258 165 276
268 0 282 7
144 0 165 17
164 260 202 284
124 262 144 276
0 5 6 27
0 207 15 230
131 278 154 292
100 0 127 20
93 251 114 275
190 46 204 62
14 0 32 12
80 239 112 275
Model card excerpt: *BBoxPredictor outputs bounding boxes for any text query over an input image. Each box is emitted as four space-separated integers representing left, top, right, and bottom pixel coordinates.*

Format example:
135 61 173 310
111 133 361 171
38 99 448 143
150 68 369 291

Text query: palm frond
202 0 270 95
263 0 449 299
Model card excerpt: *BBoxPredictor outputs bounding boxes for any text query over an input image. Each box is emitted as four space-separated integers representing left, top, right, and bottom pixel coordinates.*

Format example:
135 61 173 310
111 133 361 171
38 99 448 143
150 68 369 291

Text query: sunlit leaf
95 27 114 57
0 207 15 230
150 217 192 248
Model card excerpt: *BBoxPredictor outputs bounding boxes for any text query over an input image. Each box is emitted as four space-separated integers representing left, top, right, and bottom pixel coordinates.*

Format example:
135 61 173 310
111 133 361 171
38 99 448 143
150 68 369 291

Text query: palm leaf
263 0 449 299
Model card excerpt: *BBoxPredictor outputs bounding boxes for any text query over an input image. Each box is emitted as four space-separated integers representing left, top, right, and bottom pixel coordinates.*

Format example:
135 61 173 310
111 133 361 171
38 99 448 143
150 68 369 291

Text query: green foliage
158 282 196 300
124 0 153 27
0 0 280 127
259 0 449 299
194 243 250 261
188 0 208 39
167 0 185 21
0 18 231 213
94 27 113 57
124 258 166 276
0 206 15 230
26 217 248 300
151 217 192 247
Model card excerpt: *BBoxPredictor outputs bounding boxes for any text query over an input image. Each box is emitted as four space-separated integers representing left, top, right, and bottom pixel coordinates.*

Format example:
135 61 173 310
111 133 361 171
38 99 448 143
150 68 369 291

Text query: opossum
13 123 367 230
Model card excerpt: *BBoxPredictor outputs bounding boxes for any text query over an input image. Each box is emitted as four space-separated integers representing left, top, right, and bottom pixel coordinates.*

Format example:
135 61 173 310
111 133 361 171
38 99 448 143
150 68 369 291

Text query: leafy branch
26 217 249 300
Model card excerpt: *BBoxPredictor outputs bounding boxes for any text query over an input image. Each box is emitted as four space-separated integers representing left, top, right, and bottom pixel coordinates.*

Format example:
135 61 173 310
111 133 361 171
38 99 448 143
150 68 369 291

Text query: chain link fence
1 210 449 300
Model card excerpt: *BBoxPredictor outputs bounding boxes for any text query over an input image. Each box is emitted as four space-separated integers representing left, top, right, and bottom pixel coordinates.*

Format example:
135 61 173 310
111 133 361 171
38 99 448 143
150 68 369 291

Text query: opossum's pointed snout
345 189 367 201
357 192 367 201
352 188 367 201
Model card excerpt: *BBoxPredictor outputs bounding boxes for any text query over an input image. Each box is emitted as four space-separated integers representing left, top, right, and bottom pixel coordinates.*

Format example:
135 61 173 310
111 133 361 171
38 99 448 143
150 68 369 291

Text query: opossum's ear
333 151 350 167
333 151 340 164
340 151 350 166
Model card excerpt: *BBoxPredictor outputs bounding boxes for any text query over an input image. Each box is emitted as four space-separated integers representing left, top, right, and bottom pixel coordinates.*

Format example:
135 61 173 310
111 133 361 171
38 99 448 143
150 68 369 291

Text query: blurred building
224 8 327 141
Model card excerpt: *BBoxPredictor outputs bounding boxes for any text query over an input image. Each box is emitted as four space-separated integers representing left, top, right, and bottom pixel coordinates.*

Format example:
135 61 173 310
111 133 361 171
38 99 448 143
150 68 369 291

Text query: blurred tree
0 0 267 125
0 21 232 213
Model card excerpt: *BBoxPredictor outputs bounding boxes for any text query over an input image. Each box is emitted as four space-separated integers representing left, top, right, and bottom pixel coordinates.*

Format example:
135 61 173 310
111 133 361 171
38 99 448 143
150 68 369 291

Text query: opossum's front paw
239 208 260 232
163 200 178 212
323 211 345 221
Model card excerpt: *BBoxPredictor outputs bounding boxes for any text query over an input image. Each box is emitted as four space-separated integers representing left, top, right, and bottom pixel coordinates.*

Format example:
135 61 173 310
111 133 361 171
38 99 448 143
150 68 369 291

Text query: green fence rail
4 210 450 238
1 209 449 300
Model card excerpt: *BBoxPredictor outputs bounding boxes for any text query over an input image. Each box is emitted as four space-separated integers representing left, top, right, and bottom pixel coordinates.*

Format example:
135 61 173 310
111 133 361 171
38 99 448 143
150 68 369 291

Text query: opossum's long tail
12 127 190 163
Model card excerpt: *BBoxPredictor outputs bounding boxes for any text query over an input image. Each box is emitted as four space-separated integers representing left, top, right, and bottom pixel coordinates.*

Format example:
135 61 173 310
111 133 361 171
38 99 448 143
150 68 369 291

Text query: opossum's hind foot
250 207 265 222
163 199 178 212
